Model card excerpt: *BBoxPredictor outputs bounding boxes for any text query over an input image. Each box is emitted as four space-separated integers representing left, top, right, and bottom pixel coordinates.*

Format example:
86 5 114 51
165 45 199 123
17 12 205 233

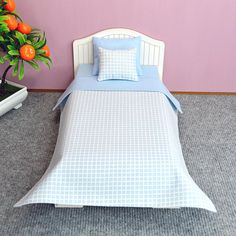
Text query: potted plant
0 0 52 116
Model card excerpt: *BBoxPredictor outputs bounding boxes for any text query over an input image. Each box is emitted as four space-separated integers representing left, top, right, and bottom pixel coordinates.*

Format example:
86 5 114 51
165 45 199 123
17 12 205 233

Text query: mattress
15 90 216 212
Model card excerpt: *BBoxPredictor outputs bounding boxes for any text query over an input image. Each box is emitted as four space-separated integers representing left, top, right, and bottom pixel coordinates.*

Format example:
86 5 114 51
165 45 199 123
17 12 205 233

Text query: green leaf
0 36 4 42
8 36 15 45
3 54 11 61
27 33 41 44
38 54 52 64
33 33 46 49
42 54 52 64
34 55 51 69
0 15 8 21
26 40 32 44
0 24 9 33
18 60 24 80
15 31 26 46
7 45 16 50
10 58 19 66
0 57 4 64
36 49 45 55
26 60 40 71
34 39 46 50
12 60 19 77
8 50 19 56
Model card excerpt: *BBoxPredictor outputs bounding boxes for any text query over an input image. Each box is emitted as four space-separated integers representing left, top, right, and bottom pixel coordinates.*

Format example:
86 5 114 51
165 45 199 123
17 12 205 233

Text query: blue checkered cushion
98 47 138 82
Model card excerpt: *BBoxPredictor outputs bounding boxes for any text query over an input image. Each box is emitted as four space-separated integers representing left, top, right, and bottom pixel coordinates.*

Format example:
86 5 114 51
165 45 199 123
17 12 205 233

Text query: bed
15 28 216 212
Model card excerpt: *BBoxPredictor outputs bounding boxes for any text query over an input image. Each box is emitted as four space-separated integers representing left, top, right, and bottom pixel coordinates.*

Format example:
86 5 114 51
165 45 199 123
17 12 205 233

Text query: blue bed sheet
53 64 182 113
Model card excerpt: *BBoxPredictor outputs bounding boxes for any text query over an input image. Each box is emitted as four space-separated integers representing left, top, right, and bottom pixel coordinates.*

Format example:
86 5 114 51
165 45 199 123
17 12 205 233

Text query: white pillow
98 47 139 82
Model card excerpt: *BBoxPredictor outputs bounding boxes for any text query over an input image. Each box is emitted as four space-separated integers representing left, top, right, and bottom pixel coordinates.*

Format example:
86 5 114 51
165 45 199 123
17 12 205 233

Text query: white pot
0 80 28 117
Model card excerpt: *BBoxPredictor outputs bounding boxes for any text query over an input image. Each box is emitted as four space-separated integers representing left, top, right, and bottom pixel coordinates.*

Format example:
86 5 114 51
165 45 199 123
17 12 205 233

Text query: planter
0 80 28 117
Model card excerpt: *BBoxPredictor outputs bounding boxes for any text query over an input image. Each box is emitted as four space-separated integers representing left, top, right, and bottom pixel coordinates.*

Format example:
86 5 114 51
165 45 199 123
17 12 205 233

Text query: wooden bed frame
55 28 165 208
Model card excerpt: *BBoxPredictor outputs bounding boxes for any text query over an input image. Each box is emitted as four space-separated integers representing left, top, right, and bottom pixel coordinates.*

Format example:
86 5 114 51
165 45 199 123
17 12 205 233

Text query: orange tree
0 0 52 95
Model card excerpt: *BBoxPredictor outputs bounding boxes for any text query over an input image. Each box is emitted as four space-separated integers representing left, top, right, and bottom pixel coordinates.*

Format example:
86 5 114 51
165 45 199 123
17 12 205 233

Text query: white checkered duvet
15 91 216 212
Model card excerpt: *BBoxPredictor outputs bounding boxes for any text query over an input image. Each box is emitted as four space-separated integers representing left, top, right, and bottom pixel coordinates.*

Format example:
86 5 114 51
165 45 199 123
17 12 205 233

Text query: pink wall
3 0 236 92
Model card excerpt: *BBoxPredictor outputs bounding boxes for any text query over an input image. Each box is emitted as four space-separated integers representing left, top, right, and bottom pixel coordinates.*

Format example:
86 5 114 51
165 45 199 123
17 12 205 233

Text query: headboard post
73 28 165 81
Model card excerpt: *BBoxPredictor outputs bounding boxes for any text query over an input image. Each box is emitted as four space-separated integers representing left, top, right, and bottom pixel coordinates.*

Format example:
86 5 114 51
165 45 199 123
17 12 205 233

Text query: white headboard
73 28 165 80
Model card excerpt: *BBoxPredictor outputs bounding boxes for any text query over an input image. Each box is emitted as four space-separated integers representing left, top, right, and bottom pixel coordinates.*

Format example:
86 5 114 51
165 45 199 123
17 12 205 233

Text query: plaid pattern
98 47 138 82
15 91 216 212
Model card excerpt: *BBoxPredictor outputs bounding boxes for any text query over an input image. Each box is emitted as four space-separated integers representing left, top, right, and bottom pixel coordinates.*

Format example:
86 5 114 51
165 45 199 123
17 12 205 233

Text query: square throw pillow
98 47 138 82
92 37 143 76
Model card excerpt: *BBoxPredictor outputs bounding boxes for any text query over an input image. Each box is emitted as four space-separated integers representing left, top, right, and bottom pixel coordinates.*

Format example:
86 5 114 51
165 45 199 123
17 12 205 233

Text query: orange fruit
20 45 36 61
3 0 16 12
17 22 32 34
4 14 18 30
42 45 50 57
